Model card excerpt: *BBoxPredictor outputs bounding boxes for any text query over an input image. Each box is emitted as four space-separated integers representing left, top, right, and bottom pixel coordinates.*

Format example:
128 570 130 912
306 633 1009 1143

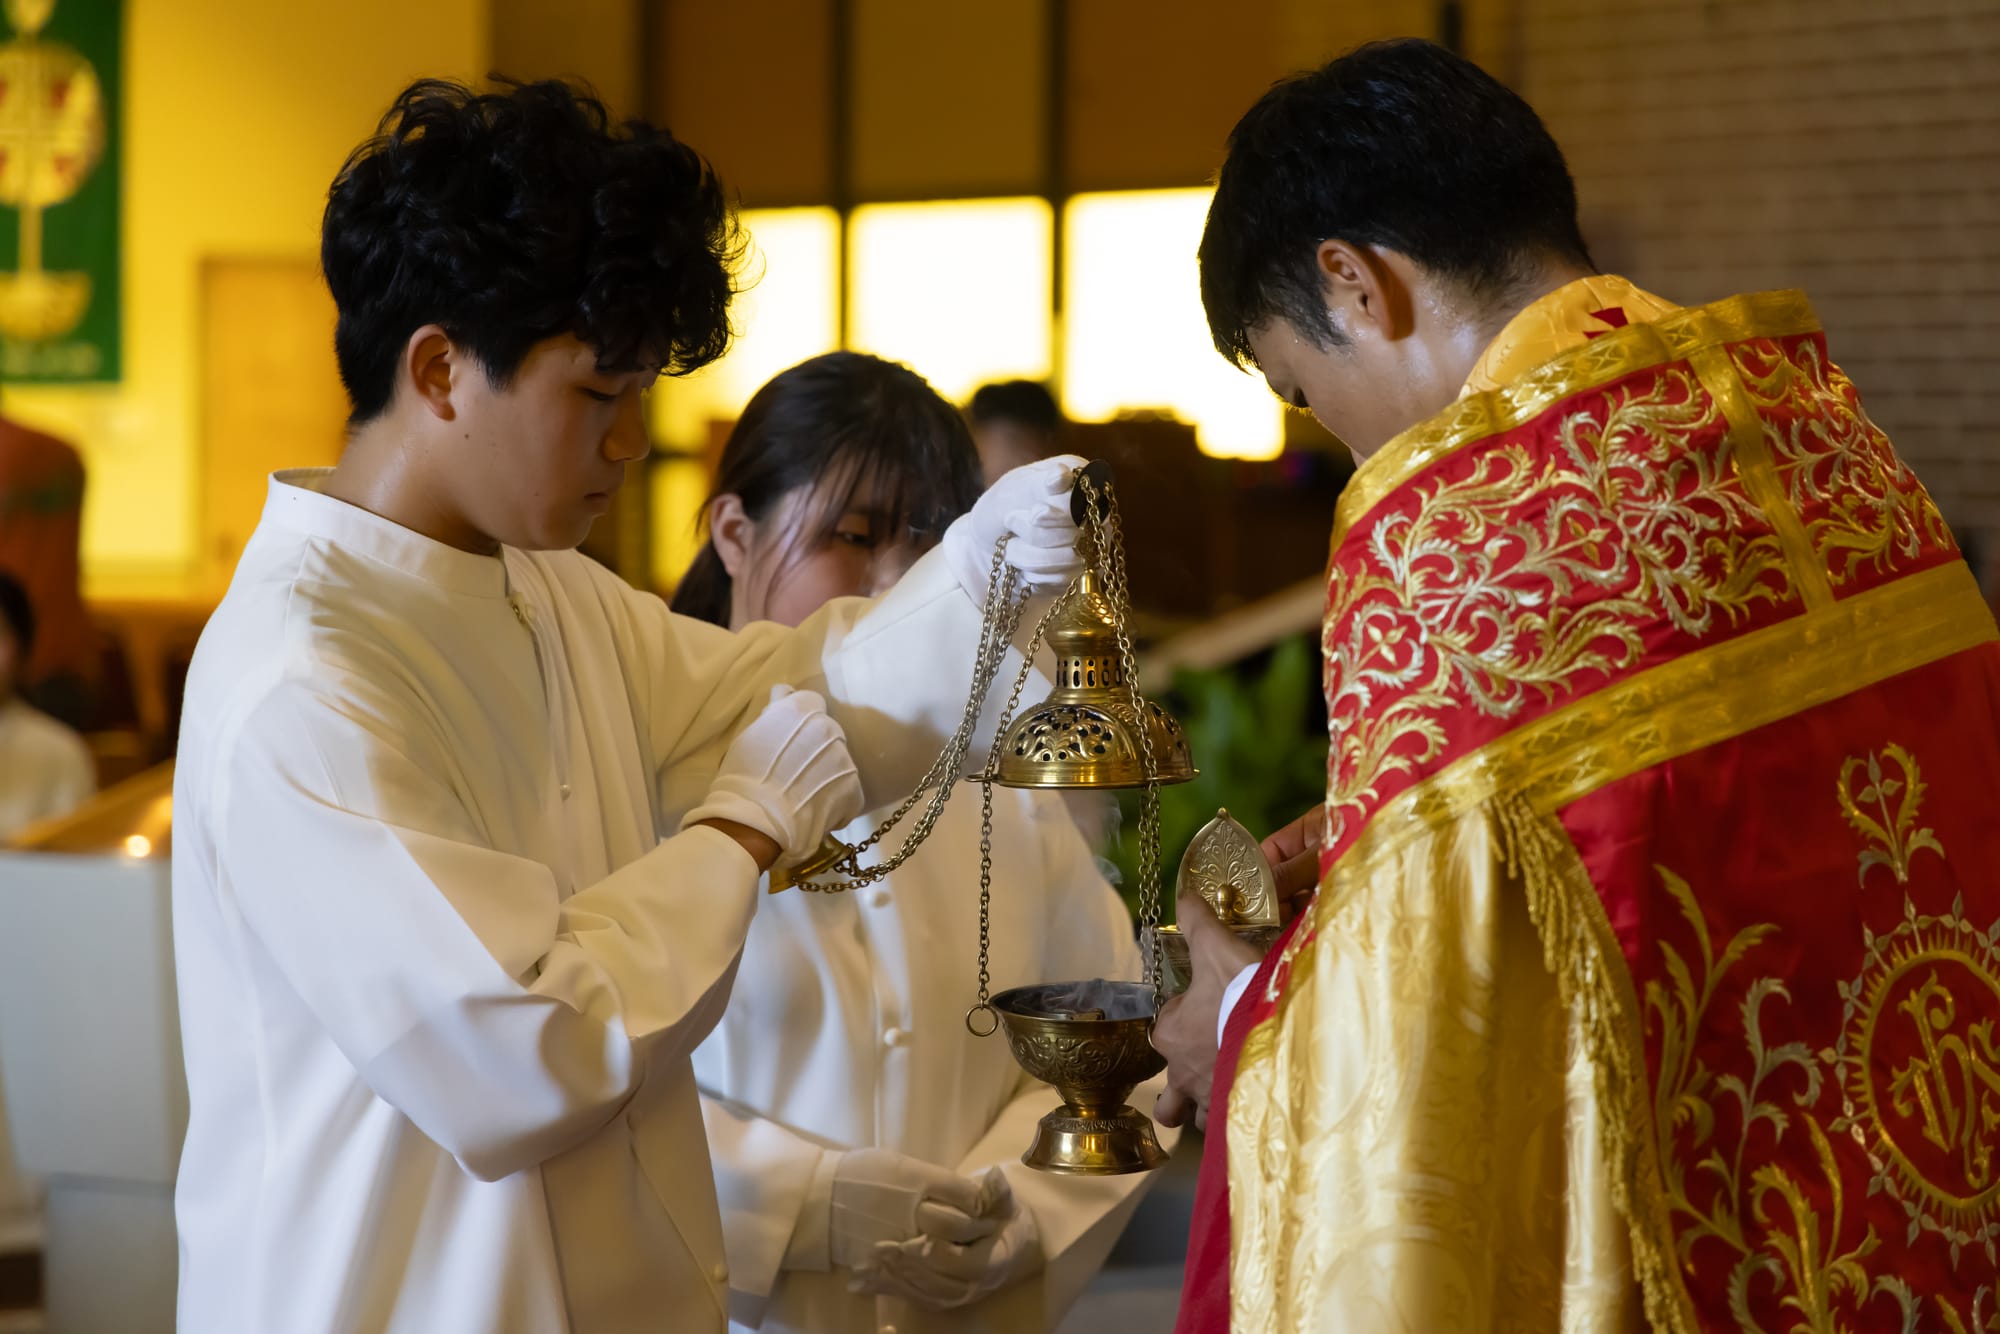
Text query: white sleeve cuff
781 1147 841 1272
1218 963 1259 1048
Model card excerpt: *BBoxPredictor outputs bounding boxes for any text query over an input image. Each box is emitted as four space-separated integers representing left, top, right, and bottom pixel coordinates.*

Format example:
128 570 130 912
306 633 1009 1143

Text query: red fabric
1182 307 1986 1326
1558 644 2000 1327
1174 909 1313 1333
1315 328 1956 870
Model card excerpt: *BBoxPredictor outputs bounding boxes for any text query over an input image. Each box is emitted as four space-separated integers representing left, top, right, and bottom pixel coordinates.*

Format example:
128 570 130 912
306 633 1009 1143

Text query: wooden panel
654 0 834 205
198 259 347 595
491 0 642 116
851 0 1048 200
1066 0 1447 192
1065 0 1285 191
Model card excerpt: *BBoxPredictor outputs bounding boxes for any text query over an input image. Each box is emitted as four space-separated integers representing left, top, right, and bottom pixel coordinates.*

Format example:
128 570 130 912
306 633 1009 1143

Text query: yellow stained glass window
847 197 1052 402
1062 188 1283 460
651 206 842 455
650 207 841 588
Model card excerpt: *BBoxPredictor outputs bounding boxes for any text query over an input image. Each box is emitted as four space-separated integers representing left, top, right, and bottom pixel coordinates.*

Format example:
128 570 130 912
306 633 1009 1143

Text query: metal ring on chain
964 1003 1000 1038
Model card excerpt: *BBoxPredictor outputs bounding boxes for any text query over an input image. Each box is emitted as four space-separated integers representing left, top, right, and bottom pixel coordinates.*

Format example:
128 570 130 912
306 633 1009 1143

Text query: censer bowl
990 981 1169 1175
1147 923 1285 1000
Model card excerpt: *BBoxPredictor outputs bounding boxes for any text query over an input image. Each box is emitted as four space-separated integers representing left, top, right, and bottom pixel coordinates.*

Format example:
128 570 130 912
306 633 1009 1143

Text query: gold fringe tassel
1494 793 1698 1334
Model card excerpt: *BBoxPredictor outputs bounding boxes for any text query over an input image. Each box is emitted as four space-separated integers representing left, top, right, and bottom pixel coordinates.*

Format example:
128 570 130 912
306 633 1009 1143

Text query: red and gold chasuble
1181 283 2000 1331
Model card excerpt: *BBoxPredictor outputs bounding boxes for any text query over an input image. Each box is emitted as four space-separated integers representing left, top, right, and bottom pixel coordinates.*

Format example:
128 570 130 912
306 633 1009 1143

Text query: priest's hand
826 1148 999 1275
854 1169 1043 1309
941 454 1089 602
1152 889 1263 1133
681 686 863 872
1261 804 1326 925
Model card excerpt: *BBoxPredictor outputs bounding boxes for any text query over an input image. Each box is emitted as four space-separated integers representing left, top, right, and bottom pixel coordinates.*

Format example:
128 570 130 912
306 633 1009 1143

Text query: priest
1154 38 2000 1332
171 79 1080 1334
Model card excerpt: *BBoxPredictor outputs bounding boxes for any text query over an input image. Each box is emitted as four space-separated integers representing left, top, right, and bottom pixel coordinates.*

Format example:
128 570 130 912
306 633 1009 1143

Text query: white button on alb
881 1325 897 1334
867 888 891 909
560 782 571 800
711 1262 729 1284
882 1026 909 1049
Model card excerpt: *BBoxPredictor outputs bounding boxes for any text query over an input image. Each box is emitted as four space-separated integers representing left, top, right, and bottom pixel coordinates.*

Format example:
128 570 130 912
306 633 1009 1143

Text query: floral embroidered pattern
1322 367 1793 848
1837 743 1946 889
1647 865 1928 1330
1730 336 1954 589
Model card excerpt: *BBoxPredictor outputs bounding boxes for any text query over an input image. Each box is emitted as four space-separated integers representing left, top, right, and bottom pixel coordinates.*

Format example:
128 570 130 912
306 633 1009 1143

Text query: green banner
0 0 120 383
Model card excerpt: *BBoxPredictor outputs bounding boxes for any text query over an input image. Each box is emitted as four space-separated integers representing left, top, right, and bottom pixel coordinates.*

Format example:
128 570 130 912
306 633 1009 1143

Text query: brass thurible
764 461 1200 1174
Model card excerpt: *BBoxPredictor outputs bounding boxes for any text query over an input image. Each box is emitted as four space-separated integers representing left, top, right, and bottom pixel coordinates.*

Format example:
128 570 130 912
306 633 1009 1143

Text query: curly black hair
322 77 744 422
1199 39 1593 369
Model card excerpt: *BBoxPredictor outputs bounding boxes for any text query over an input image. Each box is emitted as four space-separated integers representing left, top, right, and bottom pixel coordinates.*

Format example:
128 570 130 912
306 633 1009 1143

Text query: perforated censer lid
992 570 1195 790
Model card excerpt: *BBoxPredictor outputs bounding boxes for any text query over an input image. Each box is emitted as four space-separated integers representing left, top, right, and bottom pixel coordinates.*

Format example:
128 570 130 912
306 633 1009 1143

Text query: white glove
680 685 862 865
941 454 1088 603
854 1168 1044 1310
827 1148 1000 1273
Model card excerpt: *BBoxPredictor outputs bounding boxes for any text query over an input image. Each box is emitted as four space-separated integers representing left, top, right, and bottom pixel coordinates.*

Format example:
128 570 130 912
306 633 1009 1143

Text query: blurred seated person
966 380 1062 489
0 404 94 730
676 351 1164 1333
0 572 95 841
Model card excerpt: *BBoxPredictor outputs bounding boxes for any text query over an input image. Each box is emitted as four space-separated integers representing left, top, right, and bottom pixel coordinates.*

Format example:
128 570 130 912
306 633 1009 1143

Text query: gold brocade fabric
1229 281 1999 1332
1226 804 1646 1333
1459 275 1681 398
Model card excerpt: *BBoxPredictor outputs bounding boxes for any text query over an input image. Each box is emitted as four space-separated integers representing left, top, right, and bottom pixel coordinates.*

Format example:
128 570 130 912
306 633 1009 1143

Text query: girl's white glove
852 1168 1044 1309
825 1148 999 1272
940 455 1088 604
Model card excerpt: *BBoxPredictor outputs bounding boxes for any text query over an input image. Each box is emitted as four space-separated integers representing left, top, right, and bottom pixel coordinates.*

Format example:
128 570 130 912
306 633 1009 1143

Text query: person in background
676 351 1166 1334
0 404 95 731
966 380 1063 489
0 571 95 841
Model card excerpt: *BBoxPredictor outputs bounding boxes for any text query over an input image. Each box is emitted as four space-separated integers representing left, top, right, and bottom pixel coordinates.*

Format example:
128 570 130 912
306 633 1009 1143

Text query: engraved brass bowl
1147 923 1285 1000
991 981 1169 1175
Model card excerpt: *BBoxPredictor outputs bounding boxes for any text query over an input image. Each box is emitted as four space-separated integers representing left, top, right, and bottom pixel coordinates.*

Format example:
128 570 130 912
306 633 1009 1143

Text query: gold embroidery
1240 575 1993 1331
1333 289 1822 553
1729 335 1954 587
1644 863 1926 1329
1836 744 1945 887
1646 868 1800 1262
1323 367 1793 846
1824 894 2000 1264
1937 1288 2000 1333
1237 572 1995 1331
1688 343 1836 611
1322 562 1993 906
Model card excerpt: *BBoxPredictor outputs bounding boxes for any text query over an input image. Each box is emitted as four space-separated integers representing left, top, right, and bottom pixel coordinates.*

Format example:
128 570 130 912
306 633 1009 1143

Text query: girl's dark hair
0 571 33 657
322 77 742 423
671 352 983 626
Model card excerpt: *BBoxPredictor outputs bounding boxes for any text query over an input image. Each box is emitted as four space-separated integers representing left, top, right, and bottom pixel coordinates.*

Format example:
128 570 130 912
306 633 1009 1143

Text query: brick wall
1515 0 2000 561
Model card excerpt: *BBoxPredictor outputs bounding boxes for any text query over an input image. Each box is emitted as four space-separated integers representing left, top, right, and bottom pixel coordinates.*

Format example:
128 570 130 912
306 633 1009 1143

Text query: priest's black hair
671 352 983 627
1199 38 1594 368
322 77 742 423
